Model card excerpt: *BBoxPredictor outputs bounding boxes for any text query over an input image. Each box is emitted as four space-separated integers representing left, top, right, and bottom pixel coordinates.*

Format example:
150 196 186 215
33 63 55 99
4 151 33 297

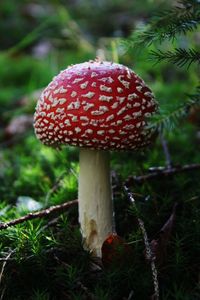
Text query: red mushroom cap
34 59 158 150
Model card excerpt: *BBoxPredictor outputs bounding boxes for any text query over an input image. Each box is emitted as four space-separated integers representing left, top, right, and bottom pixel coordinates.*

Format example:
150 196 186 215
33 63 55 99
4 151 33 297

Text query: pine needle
150 48 200 68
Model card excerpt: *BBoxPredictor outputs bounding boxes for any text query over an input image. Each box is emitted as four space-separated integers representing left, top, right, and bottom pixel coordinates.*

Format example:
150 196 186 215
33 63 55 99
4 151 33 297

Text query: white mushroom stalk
79 149 112 257
34 59 158 257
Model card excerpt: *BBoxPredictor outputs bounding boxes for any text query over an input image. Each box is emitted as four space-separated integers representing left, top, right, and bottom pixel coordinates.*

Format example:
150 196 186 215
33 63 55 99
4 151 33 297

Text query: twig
69 168 78 181
126 163 200 184
0 249 15 290
0 258 15 262
127 290 134 300
37 216 61 234
0 200 78 230
45 168 78 206
159 132 172 168
0 287 6 300
76 281 96 300
44 171 66 205
124 186 159 300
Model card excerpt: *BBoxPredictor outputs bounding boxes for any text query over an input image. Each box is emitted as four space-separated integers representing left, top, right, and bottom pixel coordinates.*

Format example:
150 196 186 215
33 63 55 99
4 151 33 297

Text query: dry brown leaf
5 115 33 137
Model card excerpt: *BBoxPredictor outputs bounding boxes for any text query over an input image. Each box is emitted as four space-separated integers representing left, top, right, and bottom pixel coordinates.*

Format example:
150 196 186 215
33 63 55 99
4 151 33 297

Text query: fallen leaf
188 106 200 126
101 233 133 268
147 202 178 265
5 115 33 137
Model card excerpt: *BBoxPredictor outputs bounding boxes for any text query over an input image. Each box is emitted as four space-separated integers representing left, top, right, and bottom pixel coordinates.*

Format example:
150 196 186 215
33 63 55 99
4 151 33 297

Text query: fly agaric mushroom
34 59 158 257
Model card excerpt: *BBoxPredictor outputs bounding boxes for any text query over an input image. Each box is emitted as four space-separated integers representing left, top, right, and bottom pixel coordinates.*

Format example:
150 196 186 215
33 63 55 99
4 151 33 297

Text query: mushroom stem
79 148 113 257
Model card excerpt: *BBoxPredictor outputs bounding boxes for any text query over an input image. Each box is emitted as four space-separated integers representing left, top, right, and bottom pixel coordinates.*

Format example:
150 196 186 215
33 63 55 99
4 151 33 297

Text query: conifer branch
123 1 200 50
148 86 200 132
0 200 78 230
125 163 200 184
150 48 200 68
124 186 159 300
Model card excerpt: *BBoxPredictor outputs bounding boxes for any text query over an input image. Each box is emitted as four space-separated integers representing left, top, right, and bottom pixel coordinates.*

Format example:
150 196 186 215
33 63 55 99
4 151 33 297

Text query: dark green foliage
0 0 200 299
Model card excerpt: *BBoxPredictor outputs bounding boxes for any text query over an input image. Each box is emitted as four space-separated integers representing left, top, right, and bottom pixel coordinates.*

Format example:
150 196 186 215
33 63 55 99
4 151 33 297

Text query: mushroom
34 59 158 257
